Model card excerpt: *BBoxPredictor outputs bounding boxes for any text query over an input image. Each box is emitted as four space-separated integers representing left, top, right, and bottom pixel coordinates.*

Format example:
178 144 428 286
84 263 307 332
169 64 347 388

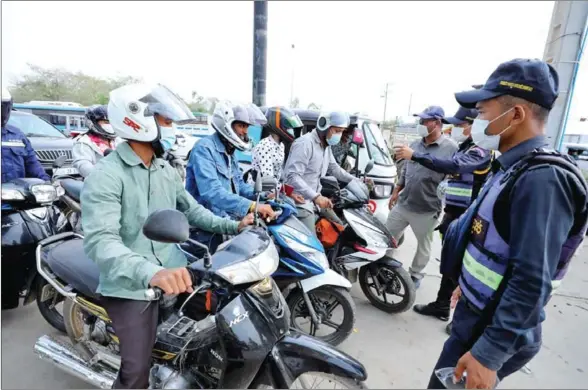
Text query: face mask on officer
471 107 514 151
451 124 470 142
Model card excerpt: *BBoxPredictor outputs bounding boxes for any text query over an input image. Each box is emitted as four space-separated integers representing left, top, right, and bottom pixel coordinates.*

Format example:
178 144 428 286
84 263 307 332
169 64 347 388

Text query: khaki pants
386 203 439 280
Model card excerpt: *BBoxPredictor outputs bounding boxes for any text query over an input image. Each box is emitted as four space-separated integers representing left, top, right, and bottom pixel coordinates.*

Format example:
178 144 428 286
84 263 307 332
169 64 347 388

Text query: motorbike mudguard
265 329 367 387
299 269 352 292
375 256 403 268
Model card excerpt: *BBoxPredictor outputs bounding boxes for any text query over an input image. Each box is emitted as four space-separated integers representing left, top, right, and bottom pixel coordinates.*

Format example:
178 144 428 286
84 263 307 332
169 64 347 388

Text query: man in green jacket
81 84 253 389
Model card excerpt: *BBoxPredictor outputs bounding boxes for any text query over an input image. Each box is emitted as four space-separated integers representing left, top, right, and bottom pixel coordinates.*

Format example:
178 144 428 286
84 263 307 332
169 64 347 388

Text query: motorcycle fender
300 269 352 292
376 255 403 268
269 329 367 387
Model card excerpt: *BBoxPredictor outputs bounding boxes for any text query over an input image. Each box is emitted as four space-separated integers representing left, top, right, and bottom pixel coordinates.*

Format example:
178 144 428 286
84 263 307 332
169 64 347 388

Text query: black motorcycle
1 176 69 332
33 209 368 389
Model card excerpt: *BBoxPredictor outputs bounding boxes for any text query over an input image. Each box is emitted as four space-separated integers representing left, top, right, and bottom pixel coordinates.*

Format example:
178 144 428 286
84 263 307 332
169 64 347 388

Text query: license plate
40 283 57 302
53 167 78 176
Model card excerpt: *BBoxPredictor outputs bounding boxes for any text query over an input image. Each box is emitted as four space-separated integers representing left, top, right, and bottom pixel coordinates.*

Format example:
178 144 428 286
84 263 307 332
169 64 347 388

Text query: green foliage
8 63 142 105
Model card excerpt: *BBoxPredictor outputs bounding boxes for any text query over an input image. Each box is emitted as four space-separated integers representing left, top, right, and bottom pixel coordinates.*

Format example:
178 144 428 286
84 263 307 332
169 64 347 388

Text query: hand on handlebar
257 204 276 220
238 213 255 231
150 267 193 295
313 195 333 209
291 192 305 204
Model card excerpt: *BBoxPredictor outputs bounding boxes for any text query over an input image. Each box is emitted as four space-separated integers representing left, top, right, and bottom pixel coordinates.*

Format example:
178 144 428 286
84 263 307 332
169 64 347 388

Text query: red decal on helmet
123 117 141 132
368 200 377 213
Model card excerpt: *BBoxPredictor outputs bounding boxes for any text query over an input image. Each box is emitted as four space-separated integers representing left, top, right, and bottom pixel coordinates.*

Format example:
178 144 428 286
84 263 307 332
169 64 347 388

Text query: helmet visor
233 103 267 127
140 85 194 123
284 114 303 129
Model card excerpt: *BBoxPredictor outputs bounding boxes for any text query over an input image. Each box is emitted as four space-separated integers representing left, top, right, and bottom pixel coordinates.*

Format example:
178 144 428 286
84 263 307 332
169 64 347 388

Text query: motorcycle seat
61 179 83 202
44 238 100 299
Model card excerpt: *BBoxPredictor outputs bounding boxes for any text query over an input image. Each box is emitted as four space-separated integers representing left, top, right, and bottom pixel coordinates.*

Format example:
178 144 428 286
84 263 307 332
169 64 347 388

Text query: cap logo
499 81 534 92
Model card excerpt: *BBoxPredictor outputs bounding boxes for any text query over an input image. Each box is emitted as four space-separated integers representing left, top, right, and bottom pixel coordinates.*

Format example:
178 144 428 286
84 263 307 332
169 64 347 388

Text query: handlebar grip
145 287 163 301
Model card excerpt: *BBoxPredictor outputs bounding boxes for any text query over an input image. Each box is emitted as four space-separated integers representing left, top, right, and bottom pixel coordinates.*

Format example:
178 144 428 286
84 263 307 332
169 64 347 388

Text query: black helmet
85 105 116 139
2 87 13 128
264 106 303 144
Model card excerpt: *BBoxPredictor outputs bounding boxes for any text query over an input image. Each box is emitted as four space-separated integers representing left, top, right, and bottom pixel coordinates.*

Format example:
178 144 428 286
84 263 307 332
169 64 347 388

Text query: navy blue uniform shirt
467 135 588 370
1 124 50 183
411 137 491 175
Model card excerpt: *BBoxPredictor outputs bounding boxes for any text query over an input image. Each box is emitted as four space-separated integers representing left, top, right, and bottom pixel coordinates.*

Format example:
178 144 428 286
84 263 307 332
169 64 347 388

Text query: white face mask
471 108 514 151
100 124 115 135
451 126 469 143
417 124 433 137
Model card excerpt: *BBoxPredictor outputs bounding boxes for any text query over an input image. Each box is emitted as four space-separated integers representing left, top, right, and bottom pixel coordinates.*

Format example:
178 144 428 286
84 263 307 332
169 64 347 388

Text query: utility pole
381 83 392 124
407 92 413 116
252 0 268 106
290 44 295 107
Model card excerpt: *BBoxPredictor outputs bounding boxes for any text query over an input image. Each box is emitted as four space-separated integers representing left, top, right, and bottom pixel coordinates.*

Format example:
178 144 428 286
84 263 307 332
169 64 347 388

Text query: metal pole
290 44 295 107
382 83 389 124
407 92 413 116
252 0 268 106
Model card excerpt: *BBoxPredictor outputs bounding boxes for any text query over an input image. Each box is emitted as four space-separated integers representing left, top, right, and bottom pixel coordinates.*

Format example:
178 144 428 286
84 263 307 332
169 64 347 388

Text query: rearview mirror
53 155 67 169
365 159 375 174
143 209 189 244
351 129 364 147
261 176 278 192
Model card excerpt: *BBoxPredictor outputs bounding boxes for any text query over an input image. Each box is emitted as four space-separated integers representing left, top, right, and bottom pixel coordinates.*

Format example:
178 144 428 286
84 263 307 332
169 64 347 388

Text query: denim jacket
186 133 256 219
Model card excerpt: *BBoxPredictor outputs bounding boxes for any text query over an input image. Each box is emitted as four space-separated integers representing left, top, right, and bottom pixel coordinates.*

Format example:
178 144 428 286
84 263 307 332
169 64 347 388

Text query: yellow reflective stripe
463 250 503 290
551 280 562 292
445 187 473 197
474 165 491 175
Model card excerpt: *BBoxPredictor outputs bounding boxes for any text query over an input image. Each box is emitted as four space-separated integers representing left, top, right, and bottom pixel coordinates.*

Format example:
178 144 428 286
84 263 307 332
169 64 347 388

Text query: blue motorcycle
263 194 356 347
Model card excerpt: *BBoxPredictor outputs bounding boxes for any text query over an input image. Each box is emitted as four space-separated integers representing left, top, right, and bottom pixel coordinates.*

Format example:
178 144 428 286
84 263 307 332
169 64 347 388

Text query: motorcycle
319 161 416 314
33 208 368 389
1 175 69 332
257 178 356 347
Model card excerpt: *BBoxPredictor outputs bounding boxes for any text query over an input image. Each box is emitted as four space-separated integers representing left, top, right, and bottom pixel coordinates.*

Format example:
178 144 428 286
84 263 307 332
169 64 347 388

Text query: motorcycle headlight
216 241 279 285
280 235 329 269
372 184 393 199
250 276 274 296
363 229 390 249
1 188 25 201
30 184 58 204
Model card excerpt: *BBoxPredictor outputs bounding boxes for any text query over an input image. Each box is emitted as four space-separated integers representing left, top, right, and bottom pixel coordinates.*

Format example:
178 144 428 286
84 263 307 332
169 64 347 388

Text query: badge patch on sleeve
470 215 489 246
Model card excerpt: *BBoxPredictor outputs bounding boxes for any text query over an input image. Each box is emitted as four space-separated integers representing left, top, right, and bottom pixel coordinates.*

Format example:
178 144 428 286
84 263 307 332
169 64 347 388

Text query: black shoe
413 301 450 321
445 321 453 335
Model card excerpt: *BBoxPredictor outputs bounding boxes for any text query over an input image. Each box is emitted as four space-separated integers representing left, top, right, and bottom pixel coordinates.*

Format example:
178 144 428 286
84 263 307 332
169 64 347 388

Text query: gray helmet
211 101 267 151
316 111 350 134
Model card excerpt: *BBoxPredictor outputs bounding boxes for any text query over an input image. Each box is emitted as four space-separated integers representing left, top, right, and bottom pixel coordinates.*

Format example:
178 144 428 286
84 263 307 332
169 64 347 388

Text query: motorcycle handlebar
145 287 163 301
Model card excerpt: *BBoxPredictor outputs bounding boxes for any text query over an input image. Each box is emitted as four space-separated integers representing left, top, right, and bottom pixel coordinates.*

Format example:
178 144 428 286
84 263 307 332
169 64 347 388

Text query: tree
189 91 218 114
291 97 300 108
8 63 142 105
307 102 321 110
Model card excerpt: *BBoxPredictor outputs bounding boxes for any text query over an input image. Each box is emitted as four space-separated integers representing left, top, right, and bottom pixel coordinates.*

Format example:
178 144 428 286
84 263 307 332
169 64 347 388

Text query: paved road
3 231 588 389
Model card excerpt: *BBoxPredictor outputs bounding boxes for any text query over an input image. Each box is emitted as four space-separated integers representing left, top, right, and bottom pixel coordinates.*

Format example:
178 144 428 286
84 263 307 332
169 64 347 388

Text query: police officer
394 107 493 330
1 87 50 184
427 59 588 389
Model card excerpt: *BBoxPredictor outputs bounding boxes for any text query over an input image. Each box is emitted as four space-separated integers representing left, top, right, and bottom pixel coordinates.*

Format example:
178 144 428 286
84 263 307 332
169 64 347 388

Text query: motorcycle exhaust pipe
34 335 116 389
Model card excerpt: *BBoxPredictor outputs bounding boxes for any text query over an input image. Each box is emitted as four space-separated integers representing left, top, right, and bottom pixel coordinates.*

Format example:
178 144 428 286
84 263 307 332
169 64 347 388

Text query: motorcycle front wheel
253 372 367 389
287 285 355 346
358 263 415 313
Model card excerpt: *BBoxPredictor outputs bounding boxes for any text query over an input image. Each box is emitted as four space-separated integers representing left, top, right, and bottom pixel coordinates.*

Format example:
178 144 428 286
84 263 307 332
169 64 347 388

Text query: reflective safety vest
459 150 588 311
444 147 493 209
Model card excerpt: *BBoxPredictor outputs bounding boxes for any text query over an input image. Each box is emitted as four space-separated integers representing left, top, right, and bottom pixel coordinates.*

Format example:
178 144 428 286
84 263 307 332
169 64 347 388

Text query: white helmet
211 101 267 151
108 83 194 142
316 111 350 133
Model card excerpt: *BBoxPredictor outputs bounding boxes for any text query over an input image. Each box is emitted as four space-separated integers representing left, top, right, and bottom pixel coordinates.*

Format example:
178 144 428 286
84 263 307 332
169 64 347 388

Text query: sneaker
413 301 450 321
445 321 453 335
411 275 422 289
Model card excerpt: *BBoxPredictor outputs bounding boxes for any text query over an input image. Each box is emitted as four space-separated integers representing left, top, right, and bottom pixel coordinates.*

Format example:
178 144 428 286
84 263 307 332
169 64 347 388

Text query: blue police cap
455 58 559 110
442 106 478 125
413 105 445 120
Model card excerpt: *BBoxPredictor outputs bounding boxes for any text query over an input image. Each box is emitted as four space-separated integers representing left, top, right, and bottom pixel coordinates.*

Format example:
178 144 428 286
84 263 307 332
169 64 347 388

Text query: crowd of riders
2 56 588 389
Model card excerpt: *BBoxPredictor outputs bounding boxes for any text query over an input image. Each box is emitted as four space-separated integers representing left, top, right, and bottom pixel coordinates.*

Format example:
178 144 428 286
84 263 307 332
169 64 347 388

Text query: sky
1 1 586 124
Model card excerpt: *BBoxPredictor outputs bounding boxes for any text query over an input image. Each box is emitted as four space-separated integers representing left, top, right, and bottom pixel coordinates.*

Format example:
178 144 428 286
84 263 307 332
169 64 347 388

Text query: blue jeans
427 298 541 389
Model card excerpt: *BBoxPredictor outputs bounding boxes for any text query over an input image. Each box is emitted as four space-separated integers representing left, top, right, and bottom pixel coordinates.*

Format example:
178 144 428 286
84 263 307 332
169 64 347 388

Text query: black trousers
102 297 159 389
435 211 460 308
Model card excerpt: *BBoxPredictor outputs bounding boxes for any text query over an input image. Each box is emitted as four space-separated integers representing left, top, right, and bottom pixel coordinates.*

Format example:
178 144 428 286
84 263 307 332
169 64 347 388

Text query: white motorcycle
319 161 416 314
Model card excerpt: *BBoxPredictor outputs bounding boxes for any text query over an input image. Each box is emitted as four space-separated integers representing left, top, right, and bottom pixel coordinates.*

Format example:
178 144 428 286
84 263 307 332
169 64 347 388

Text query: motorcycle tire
252 372 368 389
36 278 66 333
358 263 415 314
286 285 356 347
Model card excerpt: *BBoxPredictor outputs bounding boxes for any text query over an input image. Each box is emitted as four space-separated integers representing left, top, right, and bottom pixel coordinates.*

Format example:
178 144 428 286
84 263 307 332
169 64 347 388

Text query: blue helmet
85 105 115 139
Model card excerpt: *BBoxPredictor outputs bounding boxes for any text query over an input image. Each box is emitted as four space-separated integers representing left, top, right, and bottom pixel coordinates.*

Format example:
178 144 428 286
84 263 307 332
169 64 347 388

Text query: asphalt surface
2 230 588 389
